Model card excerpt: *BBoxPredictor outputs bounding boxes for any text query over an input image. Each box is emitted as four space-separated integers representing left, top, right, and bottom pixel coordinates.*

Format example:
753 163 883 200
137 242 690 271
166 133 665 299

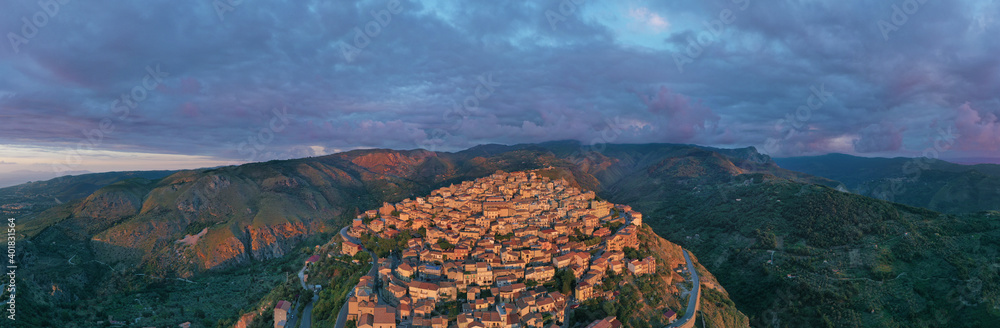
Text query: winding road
335 226 379 328
667 249 701 328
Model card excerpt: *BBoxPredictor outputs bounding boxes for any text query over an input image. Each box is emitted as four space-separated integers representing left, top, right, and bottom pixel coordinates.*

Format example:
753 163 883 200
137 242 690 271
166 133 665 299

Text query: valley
2 142 998 327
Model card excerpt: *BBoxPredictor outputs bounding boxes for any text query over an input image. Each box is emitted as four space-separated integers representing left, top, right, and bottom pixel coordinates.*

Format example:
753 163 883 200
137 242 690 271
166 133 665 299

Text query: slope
776 153 1000 213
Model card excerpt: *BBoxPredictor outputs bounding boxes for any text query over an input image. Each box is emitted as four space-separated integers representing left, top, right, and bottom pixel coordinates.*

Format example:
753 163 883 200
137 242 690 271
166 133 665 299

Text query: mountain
9 142 1000 327
0 170 178 218
775 153 1000 213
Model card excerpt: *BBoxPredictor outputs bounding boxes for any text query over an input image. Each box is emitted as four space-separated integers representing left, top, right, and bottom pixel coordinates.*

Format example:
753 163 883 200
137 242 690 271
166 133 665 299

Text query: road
298 293 317 328
334 292 351 328
667 250 701 328
299 265 310 290
294 252 316 328
335 226 379 328
561 302 573 328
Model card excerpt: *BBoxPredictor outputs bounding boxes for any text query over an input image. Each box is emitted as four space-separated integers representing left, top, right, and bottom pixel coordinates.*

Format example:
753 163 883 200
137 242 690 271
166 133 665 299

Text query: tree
437 240 455 251
354 251 371 263
554 269 576 294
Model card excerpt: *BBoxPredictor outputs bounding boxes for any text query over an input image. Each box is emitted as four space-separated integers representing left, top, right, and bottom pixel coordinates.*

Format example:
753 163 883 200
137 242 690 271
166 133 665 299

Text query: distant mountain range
776 153 1000 213
0 169 92 188
6 142 999 327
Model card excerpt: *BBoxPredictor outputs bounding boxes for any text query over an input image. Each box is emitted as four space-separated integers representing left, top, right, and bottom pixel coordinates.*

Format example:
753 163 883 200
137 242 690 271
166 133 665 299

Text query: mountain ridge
8 142 1000 327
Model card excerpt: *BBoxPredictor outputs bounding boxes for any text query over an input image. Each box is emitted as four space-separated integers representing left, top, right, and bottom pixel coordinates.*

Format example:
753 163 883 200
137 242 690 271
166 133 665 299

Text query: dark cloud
853 122 904 153
0 0 998 164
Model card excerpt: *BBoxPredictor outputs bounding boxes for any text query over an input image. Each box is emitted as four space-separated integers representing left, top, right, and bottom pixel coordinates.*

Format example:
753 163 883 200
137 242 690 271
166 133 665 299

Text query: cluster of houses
338 170 661 328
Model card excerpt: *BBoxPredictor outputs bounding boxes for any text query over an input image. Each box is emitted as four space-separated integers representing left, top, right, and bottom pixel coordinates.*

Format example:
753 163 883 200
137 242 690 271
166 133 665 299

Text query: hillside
296 170 748 328
8 142 1000 327
566 147 1000 327
8 148 615 326
0 170 177 219
775 153 1000 213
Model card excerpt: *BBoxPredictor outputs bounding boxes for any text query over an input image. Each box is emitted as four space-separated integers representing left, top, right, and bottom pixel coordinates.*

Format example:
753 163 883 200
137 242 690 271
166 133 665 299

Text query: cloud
636 86 720 142
0 161 16 165
628 7 670 32
853 122 904 153
0 0 997 167
953 102 1000 151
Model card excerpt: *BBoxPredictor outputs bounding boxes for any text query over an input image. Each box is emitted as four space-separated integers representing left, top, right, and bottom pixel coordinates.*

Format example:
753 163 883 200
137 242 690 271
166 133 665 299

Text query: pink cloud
180 102 200 117
628 7 670 32
179 78 202 94
954 102 1000 151
636 86 720 142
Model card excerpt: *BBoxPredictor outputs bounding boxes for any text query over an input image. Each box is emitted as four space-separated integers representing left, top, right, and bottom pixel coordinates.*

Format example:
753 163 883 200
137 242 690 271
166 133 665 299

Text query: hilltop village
314 170 668 328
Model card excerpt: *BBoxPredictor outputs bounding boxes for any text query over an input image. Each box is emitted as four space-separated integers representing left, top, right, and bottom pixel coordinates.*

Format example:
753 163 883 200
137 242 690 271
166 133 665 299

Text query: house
552 253 573 269
663 309 678 323
274 300 292 328
522 312 545 328
306 254 321 265
413 317 432 328
397 262 415 279
409 281 440 300
574 282 593 301
627 211 642 226
606 226 638 252
373 305 398 328
476 311 504 328
467 286 480 301
432 316 448 328
584 316 622 328
360 314 375 328
342 241 362 256
414 299 436 318
627 256 656 275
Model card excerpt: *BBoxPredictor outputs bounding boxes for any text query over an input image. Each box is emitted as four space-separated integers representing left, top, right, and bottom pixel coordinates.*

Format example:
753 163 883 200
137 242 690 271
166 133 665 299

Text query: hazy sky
1 0 999 186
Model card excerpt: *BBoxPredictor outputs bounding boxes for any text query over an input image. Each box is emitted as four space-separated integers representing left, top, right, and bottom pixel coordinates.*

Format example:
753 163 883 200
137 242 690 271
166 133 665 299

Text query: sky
1 0 999 187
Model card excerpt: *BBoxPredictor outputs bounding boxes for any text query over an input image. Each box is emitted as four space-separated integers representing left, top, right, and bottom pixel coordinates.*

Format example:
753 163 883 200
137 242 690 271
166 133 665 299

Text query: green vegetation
776 153 1000 214
623 247 651 260
15 141 999 327
569 284 647 328
612 170 1000 327
434 301 462 319
357 230 414 258
603 220 624 233
569 229 602 246
310 256 372 328
550 269 576 295
437 240 456 251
